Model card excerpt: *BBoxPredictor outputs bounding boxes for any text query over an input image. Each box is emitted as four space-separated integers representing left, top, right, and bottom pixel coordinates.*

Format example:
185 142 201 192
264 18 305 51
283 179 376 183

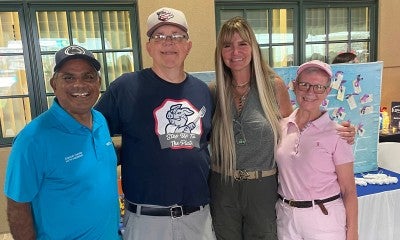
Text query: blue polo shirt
4 100 120 240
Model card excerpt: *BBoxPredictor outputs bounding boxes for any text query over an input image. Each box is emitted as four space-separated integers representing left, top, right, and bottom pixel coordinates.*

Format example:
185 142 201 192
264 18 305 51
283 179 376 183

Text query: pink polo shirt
276 109 354 200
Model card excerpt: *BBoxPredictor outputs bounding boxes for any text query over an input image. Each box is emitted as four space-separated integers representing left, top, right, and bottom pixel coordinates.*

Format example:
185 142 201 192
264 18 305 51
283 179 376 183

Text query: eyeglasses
296 81 330 94
149 34 188 43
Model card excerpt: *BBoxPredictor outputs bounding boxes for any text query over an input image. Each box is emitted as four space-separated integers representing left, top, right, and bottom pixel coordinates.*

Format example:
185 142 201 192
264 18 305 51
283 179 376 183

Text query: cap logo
157 9 174 22
64 45 86 56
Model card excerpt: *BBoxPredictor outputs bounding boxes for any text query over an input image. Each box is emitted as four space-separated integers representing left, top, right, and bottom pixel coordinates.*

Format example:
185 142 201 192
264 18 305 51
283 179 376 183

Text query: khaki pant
122 204 216 240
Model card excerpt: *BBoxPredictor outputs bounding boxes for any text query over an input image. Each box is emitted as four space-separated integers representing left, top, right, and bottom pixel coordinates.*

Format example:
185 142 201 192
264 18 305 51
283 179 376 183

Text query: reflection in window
247 10 268 44
219 10 243 25
36 10 135 95
272 9 294 44
106 52 134 82
259 47 269 66
0 7 137 143
305 9 326 39
272 46 294 67
305 44 326 62
217 8 294 67
216 1 375 65
329 8 348 41
0 98 31 138
37 11 69 51
351 8 370 40
0 12 31 138
71 11 101 48
305 7 371 63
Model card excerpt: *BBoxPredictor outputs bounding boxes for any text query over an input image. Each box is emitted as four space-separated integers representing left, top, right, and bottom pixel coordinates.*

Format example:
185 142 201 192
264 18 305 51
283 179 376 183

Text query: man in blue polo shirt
4 45 120 240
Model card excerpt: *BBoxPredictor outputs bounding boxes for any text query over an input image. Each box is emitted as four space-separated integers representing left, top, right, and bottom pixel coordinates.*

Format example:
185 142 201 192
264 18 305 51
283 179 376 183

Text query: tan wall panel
378 0 400 111
0 148 10 233
381 67 400 110
137 0 216 72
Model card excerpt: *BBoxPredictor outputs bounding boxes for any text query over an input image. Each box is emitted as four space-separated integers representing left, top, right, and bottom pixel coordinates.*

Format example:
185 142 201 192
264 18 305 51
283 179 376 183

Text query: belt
125 202 204 218
212 165 276 180
278 194 341 215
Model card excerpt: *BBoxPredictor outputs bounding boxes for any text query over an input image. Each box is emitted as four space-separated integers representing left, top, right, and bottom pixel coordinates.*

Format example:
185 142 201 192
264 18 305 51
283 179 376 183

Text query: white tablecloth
358 188 400 240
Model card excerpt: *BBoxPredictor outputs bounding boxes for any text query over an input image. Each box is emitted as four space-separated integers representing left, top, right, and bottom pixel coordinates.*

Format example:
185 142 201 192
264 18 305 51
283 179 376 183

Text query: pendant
237 138 246 145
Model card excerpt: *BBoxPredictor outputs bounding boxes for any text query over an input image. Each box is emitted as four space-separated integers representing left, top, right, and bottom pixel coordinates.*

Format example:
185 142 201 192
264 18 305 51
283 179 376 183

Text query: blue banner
191 61 383 173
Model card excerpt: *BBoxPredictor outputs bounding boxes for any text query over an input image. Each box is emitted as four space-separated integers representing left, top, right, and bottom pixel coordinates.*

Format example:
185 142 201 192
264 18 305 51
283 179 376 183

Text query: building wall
0 148 8 233
1 0 400 233
378 0 400 110
137 0 216 72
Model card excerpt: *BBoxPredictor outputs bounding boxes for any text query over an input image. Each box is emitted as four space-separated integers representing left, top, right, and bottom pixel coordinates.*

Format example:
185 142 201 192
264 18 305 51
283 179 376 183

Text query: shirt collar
285 108 330 131
49 98 102 133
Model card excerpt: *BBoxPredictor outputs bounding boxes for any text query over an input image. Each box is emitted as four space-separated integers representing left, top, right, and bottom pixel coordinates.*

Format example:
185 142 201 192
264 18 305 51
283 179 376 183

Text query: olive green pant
209 171 278 240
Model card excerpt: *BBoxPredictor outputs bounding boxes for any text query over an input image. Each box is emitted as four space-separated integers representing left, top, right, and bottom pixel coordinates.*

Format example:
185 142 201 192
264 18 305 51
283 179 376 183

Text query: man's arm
274 77 293 118
7 198 36 240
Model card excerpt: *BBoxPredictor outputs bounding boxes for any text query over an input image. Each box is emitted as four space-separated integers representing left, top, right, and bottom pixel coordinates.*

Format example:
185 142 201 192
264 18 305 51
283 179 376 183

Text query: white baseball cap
146 7 188 37
297 60 333 78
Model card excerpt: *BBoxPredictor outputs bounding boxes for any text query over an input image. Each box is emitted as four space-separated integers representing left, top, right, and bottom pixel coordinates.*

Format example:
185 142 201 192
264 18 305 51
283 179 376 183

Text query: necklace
234 86 251 113
232 80 250 88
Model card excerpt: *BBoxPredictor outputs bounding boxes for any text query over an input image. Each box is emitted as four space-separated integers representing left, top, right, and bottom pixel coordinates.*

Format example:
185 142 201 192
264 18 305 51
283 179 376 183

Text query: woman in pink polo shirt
275 60 358 240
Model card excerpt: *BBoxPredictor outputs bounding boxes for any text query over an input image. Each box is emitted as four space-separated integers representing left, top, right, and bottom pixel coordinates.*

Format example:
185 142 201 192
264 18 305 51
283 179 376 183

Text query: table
356 168 400 240
379 132 400 142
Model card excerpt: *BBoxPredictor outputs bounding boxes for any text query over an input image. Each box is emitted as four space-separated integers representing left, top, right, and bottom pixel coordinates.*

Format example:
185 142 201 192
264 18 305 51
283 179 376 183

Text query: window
215 0 377 66
36 9 139 106
0 9 31 144
217 6 296 68
305 7 373 63
0 2 140 146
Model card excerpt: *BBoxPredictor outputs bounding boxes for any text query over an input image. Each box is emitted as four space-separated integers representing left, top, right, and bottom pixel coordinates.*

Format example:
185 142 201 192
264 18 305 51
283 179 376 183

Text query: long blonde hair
210 16 282 181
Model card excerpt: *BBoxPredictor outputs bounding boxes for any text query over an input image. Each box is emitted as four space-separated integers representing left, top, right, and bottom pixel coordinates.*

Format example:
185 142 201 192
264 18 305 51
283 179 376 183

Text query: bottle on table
381 107 390 132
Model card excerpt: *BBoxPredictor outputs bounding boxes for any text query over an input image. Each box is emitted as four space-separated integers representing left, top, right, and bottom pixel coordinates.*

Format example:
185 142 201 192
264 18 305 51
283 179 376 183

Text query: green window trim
0 2 141 146
215 0 378 66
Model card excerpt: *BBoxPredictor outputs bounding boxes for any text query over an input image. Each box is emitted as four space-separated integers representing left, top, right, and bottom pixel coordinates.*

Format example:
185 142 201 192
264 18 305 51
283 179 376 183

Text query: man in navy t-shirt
95 7 215 240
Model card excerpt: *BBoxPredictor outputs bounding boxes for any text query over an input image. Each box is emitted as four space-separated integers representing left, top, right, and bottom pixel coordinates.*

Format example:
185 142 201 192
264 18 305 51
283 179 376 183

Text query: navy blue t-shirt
95 68 213 206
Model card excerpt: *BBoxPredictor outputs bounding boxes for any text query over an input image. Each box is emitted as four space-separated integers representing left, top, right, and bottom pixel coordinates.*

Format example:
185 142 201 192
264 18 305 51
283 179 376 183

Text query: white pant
122 204 216 240
276 199 346 240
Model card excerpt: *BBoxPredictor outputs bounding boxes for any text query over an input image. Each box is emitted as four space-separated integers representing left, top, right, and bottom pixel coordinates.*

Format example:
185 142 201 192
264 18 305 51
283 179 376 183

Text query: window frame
0 1 141 146
215 0 378 65
216 3 299 67
0 4 36 145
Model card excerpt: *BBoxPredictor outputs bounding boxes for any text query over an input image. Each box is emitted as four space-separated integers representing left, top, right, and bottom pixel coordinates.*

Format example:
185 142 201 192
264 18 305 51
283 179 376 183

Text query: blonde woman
209 16 291 239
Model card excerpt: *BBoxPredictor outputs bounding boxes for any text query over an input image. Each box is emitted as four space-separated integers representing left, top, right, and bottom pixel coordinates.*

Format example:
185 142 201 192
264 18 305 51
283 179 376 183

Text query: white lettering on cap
64 45 86 56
